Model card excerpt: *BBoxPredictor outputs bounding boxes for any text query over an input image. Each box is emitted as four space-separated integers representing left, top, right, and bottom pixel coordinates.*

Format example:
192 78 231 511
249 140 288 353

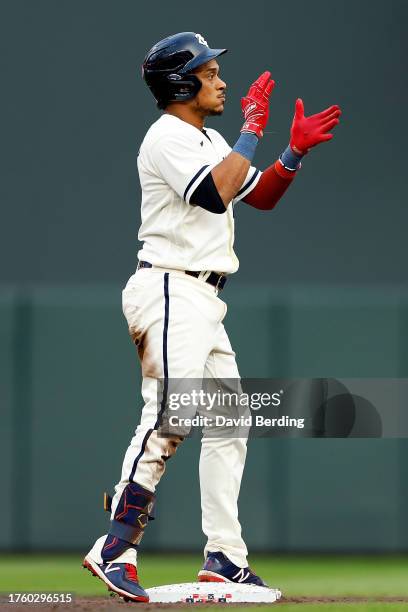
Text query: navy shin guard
102 483 155 561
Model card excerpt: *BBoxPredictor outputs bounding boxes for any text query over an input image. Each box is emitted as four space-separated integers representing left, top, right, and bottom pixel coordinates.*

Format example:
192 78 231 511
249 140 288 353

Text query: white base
146 582 282 604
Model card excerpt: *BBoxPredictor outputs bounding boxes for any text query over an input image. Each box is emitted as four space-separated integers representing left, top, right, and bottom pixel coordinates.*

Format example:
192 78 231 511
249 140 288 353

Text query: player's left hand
290 99 341 154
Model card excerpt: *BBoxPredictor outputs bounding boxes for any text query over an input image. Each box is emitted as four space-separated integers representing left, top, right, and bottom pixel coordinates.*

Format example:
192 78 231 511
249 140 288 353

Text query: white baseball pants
111 266 248 568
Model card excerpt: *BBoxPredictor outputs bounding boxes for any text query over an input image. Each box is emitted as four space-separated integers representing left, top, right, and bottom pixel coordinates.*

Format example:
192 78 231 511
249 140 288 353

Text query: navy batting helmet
142 32 227 109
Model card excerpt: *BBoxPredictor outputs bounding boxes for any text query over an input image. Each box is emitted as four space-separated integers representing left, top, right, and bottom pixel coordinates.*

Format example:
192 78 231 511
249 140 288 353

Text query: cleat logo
105 563 121 574
232 568 250 583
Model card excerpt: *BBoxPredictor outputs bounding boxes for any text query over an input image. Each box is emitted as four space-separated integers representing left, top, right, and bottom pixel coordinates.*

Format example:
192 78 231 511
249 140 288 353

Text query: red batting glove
241 71 275 138
290 99 341 154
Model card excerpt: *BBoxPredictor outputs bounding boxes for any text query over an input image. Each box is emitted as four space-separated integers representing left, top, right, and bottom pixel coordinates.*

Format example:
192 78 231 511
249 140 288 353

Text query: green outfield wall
1 284 408 553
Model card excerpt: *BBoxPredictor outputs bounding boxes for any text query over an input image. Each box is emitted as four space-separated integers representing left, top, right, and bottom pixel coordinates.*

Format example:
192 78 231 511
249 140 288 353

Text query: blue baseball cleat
83 556 149 602
198 551 268 586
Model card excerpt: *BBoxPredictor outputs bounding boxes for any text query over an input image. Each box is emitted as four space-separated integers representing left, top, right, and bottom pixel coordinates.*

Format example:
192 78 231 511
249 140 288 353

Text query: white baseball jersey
137 113 261 274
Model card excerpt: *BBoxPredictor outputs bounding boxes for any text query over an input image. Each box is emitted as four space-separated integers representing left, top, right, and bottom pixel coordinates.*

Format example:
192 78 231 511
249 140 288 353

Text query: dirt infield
3 596 408 611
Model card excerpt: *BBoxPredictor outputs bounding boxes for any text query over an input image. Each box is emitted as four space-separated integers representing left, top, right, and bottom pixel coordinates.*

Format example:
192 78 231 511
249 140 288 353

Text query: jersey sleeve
214 135 261 205
149 133 216 204
232 166 262 204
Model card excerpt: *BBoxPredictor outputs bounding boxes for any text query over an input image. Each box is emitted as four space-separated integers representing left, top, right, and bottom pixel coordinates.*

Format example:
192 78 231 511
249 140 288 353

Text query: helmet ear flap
155 73 202 108
167 73 202 100
186 74 202 96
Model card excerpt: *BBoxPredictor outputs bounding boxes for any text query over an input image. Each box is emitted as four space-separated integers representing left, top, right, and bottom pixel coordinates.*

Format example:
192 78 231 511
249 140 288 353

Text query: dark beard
193 99 225 117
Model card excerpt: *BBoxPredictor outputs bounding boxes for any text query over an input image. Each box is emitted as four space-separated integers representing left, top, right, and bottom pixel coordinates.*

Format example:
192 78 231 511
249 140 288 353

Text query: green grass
0 554 407 610
271 607 408 612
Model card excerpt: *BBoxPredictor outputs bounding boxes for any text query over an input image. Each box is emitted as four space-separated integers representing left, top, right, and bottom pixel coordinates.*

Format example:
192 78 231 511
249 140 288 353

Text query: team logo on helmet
195 33 209 47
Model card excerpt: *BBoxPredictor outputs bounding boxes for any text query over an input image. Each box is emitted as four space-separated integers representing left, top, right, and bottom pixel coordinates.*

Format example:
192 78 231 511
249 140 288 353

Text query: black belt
137 261 227 291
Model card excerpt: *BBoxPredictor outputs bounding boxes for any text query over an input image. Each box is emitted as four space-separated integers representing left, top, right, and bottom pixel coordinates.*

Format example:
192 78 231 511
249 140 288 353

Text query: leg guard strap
108 482 156 546
109 519 145 545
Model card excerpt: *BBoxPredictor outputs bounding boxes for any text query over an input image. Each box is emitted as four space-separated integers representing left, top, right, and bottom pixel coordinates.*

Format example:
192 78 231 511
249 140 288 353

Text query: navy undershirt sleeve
189 172 226 214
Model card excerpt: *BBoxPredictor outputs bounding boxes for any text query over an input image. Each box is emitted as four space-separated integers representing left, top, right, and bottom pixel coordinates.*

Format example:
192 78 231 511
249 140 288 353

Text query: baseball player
83 32 341 602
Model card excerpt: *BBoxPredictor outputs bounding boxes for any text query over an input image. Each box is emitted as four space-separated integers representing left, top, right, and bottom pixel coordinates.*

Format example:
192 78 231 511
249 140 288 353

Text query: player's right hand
241 71 275 139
